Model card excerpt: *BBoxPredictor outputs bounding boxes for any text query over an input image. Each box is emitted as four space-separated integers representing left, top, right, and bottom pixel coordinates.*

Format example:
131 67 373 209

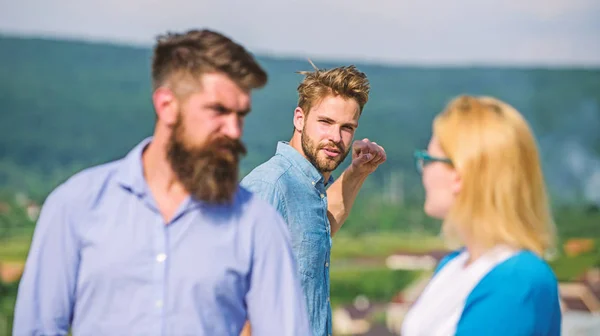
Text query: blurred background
0 0 599 335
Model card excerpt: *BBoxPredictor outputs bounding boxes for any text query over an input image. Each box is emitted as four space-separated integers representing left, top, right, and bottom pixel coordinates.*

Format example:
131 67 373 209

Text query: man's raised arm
327 138 386 236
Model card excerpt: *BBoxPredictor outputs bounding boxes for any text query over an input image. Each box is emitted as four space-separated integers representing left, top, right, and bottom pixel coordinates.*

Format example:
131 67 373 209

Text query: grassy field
0 229 33 263
331 232 446 260
330 265 417 307
550 253 600 282
328 233 444 308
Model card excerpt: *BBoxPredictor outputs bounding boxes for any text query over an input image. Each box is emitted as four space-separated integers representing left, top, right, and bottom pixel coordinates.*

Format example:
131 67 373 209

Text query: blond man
241 63 386 336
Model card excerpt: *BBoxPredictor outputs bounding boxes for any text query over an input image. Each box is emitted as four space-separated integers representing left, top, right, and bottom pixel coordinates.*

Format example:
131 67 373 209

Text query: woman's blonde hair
434 95 556 257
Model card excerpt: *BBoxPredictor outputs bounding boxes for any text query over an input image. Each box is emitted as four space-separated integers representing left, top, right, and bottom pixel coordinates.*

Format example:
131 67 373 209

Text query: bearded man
240 63 387 336
13 29 310 336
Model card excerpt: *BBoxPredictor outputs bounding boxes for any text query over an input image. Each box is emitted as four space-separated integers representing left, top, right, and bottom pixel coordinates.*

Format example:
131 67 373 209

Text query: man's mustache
206 137 247 157
318 141 344 155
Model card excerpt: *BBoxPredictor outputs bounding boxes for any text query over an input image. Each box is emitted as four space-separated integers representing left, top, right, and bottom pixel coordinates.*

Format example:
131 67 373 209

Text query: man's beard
167 117 246 205
301 128 350 173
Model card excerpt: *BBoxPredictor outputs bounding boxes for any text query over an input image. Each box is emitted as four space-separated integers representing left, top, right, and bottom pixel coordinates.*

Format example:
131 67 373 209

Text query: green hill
1 35 600 206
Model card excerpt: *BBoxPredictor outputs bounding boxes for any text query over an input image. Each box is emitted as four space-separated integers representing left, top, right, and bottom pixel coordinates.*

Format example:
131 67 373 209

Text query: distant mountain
1 35 600 204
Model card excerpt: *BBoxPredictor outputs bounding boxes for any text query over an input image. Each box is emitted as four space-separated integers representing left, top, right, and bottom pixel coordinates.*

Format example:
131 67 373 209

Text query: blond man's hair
296 60 370 114
434 95 556 257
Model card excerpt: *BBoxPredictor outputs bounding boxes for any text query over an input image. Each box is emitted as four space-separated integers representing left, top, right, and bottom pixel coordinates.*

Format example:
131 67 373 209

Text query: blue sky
1 0 599 66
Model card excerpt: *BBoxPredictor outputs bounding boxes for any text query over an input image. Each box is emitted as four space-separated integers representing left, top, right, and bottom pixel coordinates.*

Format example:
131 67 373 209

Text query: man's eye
215 107 228 114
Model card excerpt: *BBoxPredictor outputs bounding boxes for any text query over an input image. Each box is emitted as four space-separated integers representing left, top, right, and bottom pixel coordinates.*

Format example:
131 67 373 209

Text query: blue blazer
435 249 562 335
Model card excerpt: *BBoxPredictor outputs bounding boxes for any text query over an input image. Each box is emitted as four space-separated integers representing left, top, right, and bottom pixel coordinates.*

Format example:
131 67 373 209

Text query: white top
401 245 517 336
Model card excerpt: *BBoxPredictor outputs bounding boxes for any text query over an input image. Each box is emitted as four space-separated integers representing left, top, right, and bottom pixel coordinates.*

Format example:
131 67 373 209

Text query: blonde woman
401 95 561 335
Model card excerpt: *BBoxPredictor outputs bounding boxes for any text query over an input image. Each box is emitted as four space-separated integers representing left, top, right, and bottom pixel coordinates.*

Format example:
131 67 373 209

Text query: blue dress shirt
241 141 334 336
13 137 311 336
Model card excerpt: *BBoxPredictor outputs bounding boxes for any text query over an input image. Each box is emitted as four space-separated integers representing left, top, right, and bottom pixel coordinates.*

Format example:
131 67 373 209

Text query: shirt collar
275 141 334 186
115 136 153 196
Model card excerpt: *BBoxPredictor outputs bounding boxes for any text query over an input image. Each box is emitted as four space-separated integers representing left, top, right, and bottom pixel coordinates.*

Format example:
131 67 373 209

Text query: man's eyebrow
317 116 335 122
206 103 251 115
205 103 229 112
317 115 358 128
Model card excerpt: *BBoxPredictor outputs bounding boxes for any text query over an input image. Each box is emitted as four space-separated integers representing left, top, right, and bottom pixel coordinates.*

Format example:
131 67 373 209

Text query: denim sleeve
240 179 288 222
13 184 80 335
245 205 311 335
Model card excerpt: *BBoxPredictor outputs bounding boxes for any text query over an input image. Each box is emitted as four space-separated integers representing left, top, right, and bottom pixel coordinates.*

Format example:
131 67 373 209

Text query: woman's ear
451 170 462 195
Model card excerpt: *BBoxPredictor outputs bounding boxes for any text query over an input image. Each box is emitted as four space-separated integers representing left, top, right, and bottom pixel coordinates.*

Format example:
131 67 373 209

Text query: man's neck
289 133 330 181
142 135 189 222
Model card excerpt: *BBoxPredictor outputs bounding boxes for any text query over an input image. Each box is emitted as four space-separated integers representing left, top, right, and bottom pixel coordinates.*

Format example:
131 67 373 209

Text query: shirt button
156 253 167 263
325 262 329 267
155 300 163 308
320 193 325 198
327 296 330 302
311 181 316 185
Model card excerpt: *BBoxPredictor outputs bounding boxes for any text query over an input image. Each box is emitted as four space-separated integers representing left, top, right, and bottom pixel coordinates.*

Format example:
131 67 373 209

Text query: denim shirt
241 141 334 336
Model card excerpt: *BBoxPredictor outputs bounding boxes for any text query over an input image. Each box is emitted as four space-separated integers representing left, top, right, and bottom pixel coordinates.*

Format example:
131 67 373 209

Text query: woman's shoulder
486 250 558 288
436 248 557 285
456 250 562 335
469 249 560 309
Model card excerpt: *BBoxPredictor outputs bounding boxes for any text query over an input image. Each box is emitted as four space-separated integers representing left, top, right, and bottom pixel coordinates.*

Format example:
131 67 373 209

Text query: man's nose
328 126 342 143
222 115 242 140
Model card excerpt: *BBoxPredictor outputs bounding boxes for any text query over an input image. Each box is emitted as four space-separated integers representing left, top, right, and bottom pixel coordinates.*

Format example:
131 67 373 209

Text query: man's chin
316 159 341 173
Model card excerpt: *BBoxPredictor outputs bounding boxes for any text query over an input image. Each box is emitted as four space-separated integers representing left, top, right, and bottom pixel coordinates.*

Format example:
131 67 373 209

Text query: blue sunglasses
413 150 453 174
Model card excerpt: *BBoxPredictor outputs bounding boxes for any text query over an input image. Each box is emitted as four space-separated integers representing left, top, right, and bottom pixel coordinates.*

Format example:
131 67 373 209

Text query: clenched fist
350 138 386 175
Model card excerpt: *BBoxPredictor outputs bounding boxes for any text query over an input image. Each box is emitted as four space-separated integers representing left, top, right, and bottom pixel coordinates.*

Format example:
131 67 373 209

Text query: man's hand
326 138 386 236
350 138 386 176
